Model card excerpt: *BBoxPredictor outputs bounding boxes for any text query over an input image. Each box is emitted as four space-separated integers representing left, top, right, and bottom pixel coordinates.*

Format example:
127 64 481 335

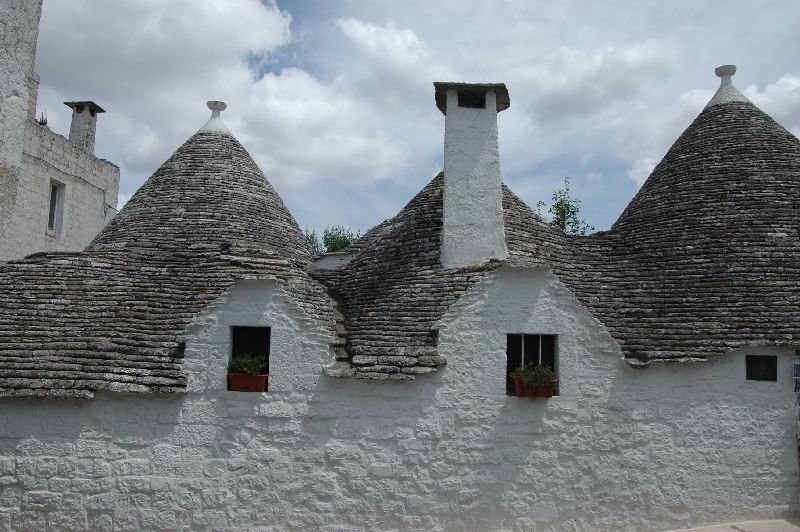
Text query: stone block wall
0 0 44 246
0 272 797 530
0 121 119 262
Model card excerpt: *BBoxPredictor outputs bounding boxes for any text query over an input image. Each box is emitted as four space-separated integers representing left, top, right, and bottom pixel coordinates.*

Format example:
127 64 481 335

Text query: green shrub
304 227 325 256
510 364 554 388
322 224 361 253
304 225 361 256
227 354 267 376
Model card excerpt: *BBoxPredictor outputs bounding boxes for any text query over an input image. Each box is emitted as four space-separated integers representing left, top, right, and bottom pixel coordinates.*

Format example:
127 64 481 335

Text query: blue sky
33 0 800 234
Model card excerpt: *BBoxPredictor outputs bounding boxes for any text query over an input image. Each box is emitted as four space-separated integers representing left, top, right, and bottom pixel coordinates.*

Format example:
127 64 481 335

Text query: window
506 334 557 395
231 326 270 372
746 355 777 382
227 326 270 392
47 180 65 236
458 91 486 109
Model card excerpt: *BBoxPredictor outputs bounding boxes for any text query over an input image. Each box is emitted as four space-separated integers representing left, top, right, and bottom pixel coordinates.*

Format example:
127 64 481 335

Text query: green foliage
305 225 362 255
323 224 361 253
304 227 325 256
227 355 267 376
536 176 594 236
510 364 555 388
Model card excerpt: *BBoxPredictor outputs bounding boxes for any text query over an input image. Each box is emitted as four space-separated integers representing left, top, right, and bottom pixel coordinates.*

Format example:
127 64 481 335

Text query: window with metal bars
745 355 777 382
506 334 558 395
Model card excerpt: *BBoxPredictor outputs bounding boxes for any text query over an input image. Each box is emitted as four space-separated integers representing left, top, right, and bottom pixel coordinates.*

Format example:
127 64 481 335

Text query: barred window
506 334 557 395
745 355 776 382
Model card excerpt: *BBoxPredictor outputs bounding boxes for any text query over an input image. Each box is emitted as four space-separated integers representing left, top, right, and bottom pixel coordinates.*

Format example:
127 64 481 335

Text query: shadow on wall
603 346 800 526
0 271 799 530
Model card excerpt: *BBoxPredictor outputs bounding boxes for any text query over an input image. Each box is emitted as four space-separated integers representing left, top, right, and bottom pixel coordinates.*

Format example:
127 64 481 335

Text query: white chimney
434 82 510 268
64 101 105 153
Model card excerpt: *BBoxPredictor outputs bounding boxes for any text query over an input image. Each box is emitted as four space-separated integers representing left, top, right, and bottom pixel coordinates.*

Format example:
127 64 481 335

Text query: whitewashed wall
0 0 43 249
0 121 119 262
0 271 797 531
441 89 507 268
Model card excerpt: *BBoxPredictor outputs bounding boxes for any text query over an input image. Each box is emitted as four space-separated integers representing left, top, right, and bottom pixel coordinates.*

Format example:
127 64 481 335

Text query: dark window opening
231 326 270 374
746 355 777 382
47 182 62 231
506 334 558 396
458 91 486 109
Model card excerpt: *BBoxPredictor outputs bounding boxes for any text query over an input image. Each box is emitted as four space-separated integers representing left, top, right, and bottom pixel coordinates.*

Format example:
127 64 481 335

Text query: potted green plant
227 354 268 392
510 364 556 398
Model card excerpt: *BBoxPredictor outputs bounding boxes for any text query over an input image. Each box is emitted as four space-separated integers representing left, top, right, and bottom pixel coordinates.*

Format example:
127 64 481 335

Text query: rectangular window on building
231 326 270 372
745 355 777 382
228 326 270 392
506 334 558 395
47 180 65 235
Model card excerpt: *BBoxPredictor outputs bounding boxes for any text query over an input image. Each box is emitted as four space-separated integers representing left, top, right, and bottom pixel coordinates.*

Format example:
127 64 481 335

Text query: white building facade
0 66 797 532
0 273 795 530
0 0 119 263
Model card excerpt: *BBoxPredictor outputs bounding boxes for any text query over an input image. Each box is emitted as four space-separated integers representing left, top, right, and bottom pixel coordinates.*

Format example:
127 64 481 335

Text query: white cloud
337 18 428 69
31 0 800 233
745 75 800 137
626 158 657 186
241 68 410 188
512 39 680 124
608 87 710 186
117 192 133 209
35 0 412 196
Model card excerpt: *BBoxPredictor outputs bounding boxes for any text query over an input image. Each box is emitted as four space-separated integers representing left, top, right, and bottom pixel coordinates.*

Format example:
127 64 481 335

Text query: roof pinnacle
705 64 749 108
198 100 231 134
715 65 736 85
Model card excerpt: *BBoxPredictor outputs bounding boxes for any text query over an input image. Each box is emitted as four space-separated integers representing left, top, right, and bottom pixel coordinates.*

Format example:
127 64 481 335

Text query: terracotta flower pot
514 376 556 398
227 373 268 392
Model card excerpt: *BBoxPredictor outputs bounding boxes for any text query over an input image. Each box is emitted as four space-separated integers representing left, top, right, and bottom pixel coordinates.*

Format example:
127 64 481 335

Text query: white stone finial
207 100 226 114
705 64 749 108
715 65 736 77
199 100 231 134
715 65 736 86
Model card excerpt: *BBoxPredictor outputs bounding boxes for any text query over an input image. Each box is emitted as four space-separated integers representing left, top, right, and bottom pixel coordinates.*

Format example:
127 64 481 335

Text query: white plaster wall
0 272 797 531
0 0 43 247
0 121 119 261
442 89 507 268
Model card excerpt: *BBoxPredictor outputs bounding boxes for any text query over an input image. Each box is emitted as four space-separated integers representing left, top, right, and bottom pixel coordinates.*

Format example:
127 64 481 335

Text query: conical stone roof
0 103 332 398
318 66 800 374
91 110 311 265
586 67 800 365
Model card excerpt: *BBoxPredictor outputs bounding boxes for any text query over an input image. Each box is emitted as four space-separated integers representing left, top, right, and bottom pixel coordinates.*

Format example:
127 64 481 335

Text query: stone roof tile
0 125 333 398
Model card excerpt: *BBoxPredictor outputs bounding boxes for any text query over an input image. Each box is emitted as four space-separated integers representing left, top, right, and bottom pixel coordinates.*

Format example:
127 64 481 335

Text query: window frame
46 180 65 237
230 325 271 373
506 333 559 396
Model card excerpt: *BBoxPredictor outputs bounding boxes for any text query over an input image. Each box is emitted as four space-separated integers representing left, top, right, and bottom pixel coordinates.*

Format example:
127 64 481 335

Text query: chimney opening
457 91 486 109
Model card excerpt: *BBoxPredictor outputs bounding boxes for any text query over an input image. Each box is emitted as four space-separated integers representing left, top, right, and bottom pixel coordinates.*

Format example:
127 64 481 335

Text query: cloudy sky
33 0 800 234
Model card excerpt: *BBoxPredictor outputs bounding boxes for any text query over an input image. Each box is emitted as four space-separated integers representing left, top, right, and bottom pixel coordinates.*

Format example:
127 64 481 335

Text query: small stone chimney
434 82 510 268
64 101 105 153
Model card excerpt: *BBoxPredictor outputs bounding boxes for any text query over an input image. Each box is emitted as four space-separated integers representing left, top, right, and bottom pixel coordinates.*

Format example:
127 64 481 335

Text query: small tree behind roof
537 176 594 236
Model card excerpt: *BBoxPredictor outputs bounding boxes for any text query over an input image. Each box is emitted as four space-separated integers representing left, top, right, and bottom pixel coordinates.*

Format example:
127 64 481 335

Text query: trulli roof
0 110 333 398
318 71 800 373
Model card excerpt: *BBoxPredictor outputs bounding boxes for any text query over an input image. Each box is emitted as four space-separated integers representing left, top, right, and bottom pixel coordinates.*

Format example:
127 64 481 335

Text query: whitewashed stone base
0 272 797 530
